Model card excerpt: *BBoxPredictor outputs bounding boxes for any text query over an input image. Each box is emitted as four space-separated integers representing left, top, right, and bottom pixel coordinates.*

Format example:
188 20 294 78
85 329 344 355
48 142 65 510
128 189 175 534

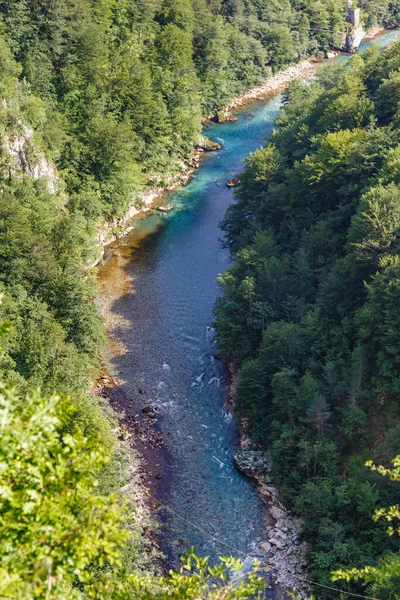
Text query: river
98 28 400 578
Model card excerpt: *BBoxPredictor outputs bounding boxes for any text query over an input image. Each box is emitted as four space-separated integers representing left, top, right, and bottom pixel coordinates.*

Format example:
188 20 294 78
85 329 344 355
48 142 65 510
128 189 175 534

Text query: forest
0 0 399 597
214 41 400 598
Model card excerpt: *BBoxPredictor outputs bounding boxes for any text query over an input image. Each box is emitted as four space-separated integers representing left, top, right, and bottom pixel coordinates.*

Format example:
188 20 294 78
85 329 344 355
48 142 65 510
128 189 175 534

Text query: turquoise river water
99 29 400 575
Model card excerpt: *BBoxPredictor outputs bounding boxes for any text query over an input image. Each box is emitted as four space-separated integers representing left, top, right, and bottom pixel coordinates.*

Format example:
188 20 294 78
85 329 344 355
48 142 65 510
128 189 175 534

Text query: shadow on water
98 96 283 570
98 27 400 596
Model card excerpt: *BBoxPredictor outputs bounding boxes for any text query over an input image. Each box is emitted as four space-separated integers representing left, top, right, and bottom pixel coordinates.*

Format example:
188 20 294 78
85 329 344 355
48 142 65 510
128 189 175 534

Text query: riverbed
98 27 400 579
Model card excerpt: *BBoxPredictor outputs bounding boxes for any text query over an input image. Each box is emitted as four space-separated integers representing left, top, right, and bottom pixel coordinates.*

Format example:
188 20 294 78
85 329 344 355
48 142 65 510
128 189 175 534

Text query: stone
214 110 238 123
272 528 286 540
270 506 286 521
196 135 221 152
269 538 283 549
142 406 156 418
242 556 256 572
257 541 271 553
4 123 59 194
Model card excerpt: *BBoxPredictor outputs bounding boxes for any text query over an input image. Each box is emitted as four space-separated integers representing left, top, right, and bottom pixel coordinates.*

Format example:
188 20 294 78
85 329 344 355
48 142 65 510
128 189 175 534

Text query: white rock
270 506 286 520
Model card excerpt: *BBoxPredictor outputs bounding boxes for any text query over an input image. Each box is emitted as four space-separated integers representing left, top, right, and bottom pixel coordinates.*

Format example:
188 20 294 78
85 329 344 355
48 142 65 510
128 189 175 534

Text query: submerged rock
142 406 156 419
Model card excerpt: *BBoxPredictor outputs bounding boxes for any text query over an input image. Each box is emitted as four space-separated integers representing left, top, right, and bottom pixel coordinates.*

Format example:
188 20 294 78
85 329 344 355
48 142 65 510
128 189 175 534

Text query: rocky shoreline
223 58 320 113
93 370 169 567
94 27 395 592
363 25 393 40
96 26 397 258
95 55 336 254
227 364 310 598
96 135 221 260
209 26 398 118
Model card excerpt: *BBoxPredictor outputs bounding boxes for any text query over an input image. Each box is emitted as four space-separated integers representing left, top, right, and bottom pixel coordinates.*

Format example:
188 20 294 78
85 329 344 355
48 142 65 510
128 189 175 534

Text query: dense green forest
0 0 397 221
0 0 399 597
214 42 400 598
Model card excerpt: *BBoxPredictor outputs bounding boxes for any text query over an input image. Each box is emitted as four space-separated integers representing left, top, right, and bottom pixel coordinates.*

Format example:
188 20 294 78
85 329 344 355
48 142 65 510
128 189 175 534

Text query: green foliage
0 0 396 596
0 0 390 223
215 44 400 598
0 387 128 599
0 384 265 599
333 456 400 598
0 0 356 218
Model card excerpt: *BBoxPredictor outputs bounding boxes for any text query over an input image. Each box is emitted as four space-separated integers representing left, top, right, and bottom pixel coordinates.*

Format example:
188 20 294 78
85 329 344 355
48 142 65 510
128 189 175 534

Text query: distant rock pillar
347 7 361 27
342 5 364 52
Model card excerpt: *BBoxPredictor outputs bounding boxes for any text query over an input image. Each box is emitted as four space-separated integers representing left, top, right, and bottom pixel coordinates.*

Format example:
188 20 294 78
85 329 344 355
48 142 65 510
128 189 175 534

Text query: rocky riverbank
209 26 397 119
227 364 310 598
96 135 221 258
363 26 392 40
222 58 320 114
96 26 397 257
96 55 340 254
93 371 168 564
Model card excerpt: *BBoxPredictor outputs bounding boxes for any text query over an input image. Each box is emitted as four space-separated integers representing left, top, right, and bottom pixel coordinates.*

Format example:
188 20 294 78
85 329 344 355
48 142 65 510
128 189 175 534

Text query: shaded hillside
215 43 400 598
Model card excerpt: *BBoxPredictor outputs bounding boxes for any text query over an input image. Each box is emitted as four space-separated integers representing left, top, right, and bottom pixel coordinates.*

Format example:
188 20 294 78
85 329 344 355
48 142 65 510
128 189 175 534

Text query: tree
0 384 265 599
0 386 130 598
347 183 400 267
306 393 331 437
263 25 295 72
333 456 400 599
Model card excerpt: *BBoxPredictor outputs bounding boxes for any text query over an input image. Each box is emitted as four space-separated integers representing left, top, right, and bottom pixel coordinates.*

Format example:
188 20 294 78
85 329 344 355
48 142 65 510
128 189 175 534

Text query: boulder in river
142 406 156 419
213 110 238 123
196 134 221 151
258 541 271 554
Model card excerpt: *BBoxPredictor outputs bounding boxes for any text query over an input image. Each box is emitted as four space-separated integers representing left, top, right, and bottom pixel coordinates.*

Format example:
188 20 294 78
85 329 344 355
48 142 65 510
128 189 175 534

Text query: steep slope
215 42 400 598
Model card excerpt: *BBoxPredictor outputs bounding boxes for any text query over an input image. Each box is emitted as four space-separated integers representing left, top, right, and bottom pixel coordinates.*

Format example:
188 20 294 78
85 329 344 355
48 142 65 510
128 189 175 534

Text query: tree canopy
215 42 400 599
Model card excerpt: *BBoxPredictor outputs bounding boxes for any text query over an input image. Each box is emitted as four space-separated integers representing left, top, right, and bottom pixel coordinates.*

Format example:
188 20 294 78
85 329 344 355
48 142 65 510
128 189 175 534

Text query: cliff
4 122 58 193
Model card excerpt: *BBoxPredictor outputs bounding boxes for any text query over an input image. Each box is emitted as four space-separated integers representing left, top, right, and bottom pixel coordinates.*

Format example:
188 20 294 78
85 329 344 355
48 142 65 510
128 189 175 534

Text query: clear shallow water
99 28 400 570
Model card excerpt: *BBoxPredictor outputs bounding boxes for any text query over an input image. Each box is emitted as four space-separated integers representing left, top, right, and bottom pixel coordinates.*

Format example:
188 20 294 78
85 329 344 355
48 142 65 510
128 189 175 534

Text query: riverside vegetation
0 0 399 598
214 42 400 598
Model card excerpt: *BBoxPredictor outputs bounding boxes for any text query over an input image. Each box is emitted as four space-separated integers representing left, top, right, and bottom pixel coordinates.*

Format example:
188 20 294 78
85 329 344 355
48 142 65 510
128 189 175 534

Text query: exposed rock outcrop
228 364 309 598
344 24 365 52
211 110 238 123
196 134 222 152
4 122 58 193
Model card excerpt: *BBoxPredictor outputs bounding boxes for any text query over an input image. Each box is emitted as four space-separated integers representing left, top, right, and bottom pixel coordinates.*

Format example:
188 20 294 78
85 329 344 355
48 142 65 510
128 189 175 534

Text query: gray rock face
344 24 365 51
4 123 58 193
235 445 310 598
